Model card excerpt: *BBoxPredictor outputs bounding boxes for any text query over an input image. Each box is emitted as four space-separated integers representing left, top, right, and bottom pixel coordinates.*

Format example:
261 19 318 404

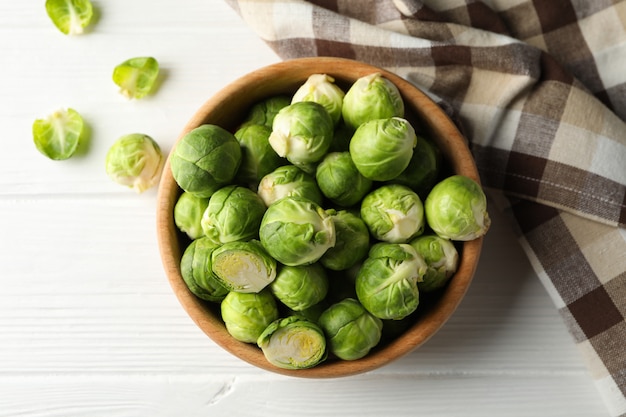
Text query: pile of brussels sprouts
170 73 490 370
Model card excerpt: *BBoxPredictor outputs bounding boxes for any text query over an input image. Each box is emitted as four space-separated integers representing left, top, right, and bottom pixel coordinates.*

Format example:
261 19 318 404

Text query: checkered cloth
224 0 626 414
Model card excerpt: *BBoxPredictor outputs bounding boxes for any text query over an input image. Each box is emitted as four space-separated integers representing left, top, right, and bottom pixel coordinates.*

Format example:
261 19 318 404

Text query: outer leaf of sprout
45 0 93 35
320 210 370 271
221 289 279 343
105 133 164 193
315 152 372 207
112 57 160 99
32 108 85 160
270 263 329 312
257 316 327 370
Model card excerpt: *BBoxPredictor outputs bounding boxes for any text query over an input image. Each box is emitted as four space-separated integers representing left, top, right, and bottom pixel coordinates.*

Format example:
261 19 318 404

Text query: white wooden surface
0 1 610 416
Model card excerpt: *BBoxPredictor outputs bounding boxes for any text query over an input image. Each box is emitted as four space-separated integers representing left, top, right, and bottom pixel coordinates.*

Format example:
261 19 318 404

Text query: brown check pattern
225 0 626 415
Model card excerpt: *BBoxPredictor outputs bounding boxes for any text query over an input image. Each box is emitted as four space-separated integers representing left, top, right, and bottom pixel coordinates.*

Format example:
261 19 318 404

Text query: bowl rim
156 56 483 378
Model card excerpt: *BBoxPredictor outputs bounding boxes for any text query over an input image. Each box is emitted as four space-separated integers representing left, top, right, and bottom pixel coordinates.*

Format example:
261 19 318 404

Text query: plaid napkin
224 0 626 415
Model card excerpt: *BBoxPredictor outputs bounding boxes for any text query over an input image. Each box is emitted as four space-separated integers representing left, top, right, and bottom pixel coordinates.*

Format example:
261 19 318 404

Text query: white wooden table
0 1 610 416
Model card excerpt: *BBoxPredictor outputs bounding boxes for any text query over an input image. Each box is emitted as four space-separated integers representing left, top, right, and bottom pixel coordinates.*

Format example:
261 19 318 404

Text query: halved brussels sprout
45 0 93 35
355 242 427 320
112 57 160 99
234 124 285 186
170 124 241 198
259 196 336 266
221 289 279 343
180 237 228 303
211 240 277 293
349 117 417 181
392 134 441 199
257 316 327 370
269 101 334 166
105 133 164 193
292 74 345 125
409 234 459 292
424 175 490 241
360 184 425 243
315 152 372 207
270 263 329 312
320 210 370 271
200 185 266 244
32 108 86 161
257 165 323 207
174 192 209 240
241 95 291 128
318 298 382 361
341 73 404 130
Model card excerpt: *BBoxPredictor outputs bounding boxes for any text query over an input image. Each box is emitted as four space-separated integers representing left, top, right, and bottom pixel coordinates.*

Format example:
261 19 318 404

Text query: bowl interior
156 57 483 378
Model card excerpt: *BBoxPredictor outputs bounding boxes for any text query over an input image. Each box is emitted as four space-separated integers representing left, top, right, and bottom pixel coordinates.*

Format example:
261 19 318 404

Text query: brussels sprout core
257 316 327 369
211 240 277 293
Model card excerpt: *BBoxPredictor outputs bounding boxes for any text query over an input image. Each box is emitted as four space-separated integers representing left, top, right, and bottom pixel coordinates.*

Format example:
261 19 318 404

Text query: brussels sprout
180 237 228 303
409 235 459 292
174 192 209 240
234 124 285 186
360 184 425 243
268 101 334 166
318 298 382 361
32 108 86 160
221 289 279 343
200 185 266 244
257 165 323 207
349 117 417 181
105 133 164 193
257 316 327 369
112 57 160 99
170 124 241 198
424 175 490 241
259 196 336 266
315 152 372 207
320 210 370 271
341 73 404 130
241 95 291 128
392 134 441 199
211 240 277 293
270 263 329 312
355 242 427 320
292 74 345 125
45 0 93 35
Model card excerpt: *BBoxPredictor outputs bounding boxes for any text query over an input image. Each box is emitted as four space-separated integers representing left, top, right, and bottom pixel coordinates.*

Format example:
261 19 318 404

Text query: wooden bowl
156 57 483 378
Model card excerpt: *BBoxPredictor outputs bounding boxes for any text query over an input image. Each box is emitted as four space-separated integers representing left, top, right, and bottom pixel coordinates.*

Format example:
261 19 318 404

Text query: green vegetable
200 185 266 244
173 192 209 240
341 72 404 130
355 242 427 320
409 235 459 293
320 210 370 271
259 196 335 266
424 175 490 241
269 101 334 166
257 165 323 207
392 134 441 199
32 108 86 160
360 184 425 243
210 240 277 293
349 117 417 181
270 263 329 312
112 57 160 99
234 124 285 186
45 0 93 35
221 289 279 343
319 298 382 360
292 74 345 125
105 133 164 193
241 95 291 128
315 152 372 207
257 316 327 369
180 237 229 303
170 124 241 198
